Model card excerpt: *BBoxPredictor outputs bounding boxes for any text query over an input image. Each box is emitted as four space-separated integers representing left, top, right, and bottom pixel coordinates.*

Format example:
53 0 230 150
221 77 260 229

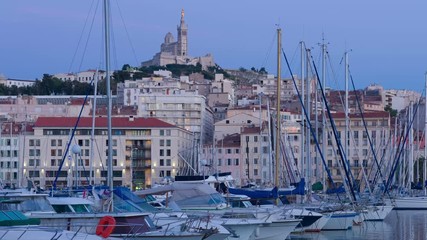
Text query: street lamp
71 144 81 190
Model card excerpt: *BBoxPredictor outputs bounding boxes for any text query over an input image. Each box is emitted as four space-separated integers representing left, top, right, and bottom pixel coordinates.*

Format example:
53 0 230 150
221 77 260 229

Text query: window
254 169 258 176
57 149 63 156
166 140 171 146
160 159 164 166
160 149 164 156
29 139 34 146
234 159 239 165
51 149 56 157
227 149 231 154
85 140 90 146
263 136 268 142
235 149 240 154
254 136 258 142
58 139 63 146
160 140 165 146
166 149 171 156
327 160 332 167
218 159 222 166
227 159 232 165
166 159 171 166
51 139 56 146
160 130 164 136
362 149 368 156
354 160 359 167
354 131 359 139
253 147 258 153
262 147 268 154
159 171 165 177
166 170 171 176
363 159 368 167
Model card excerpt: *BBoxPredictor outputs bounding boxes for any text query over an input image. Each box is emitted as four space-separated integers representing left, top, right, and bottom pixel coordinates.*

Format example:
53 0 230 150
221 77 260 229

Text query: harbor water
288 210 427 240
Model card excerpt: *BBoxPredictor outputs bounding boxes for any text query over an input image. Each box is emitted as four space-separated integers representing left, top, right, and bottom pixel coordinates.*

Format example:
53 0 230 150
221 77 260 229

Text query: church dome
164 32 174 44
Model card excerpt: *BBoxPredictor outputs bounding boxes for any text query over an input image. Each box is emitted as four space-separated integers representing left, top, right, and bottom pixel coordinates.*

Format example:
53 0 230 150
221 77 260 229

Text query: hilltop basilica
141 10 215 70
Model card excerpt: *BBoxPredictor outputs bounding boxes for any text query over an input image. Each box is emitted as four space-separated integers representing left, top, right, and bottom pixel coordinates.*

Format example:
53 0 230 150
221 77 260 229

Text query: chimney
129 116 134 121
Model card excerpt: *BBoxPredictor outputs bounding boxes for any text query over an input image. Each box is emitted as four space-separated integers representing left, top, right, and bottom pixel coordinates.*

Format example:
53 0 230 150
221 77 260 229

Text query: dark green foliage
0 74 93 96
113 63 233 82
384 105 397 117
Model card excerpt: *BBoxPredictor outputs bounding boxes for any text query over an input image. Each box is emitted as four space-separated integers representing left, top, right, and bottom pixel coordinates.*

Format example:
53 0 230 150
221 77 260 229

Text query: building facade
22 116 193 190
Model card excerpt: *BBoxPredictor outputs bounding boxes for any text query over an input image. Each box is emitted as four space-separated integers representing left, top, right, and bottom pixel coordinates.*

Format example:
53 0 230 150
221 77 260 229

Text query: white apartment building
321 111 391 187
117 78 182 106
0 75 35 87
252 74 307 100
0 96 91 122
0 122 25 188
54 70 108 83
22 116 193 190
136 90 214 145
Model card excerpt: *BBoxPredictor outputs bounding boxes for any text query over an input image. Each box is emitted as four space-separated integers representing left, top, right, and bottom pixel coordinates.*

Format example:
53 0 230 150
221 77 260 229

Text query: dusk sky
0 1 426 92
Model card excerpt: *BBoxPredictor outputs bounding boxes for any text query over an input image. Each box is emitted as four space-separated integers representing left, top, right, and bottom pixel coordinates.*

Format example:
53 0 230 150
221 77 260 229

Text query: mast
425 72 427 195
344 52 349 167
409 102 414 186
90 70 99 186
300 41 305 185
104 0 113 193
306 49 311 201
275 27 281 195
321 36 327 189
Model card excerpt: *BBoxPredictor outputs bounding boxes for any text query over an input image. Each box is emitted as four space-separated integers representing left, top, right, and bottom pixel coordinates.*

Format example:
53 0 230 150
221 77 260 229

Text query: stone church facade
142 10 215 70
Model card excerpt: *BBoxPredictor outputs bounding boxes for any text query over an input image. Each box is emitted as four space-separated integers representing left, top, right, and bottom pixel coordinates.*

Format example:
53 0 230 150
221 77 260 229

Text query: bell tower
177 9 188 56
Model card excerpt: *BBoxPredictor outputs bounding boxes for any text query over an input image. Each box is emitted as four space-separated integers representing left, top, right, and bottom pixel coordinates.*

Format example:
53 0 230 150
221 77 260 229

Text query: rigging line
326 51 344 95
287 43 300 75
114 0 140 66
286 132 301 180
68 0 97 73
259 31 276 70
326 51 345 113
52 79 94 191
78 0 101 72
310 55 358 202
349 73 387 192
281 47 338 193
109 8 119 72
384 95 423 194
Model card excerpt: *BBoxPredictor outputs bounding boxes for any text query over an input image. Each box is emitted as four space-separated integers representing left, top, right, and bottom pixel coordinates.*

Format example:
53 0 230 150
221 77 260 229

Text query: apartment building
23 116 193 190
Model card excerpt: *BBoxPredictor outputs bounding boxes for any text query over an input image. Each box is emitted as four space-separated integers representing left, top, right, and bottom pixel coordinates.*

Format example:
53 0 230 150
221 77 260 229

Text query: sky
0 1 426 92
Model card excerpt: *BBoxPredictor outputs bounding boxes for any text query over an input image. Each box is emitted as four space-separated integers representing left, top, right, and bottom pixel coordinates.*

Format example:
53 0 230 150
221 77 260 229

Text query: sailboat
392 74 427 210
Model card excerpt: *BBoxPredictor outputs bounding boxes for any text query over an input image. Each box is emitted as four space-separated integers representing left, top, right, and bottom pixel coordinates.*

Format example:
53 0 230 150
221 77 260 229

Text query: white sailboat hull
361 205 394 221
393 197 427 210
322 211 357 230
250 219 300 240
302 213 331 232
219 219 261 240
